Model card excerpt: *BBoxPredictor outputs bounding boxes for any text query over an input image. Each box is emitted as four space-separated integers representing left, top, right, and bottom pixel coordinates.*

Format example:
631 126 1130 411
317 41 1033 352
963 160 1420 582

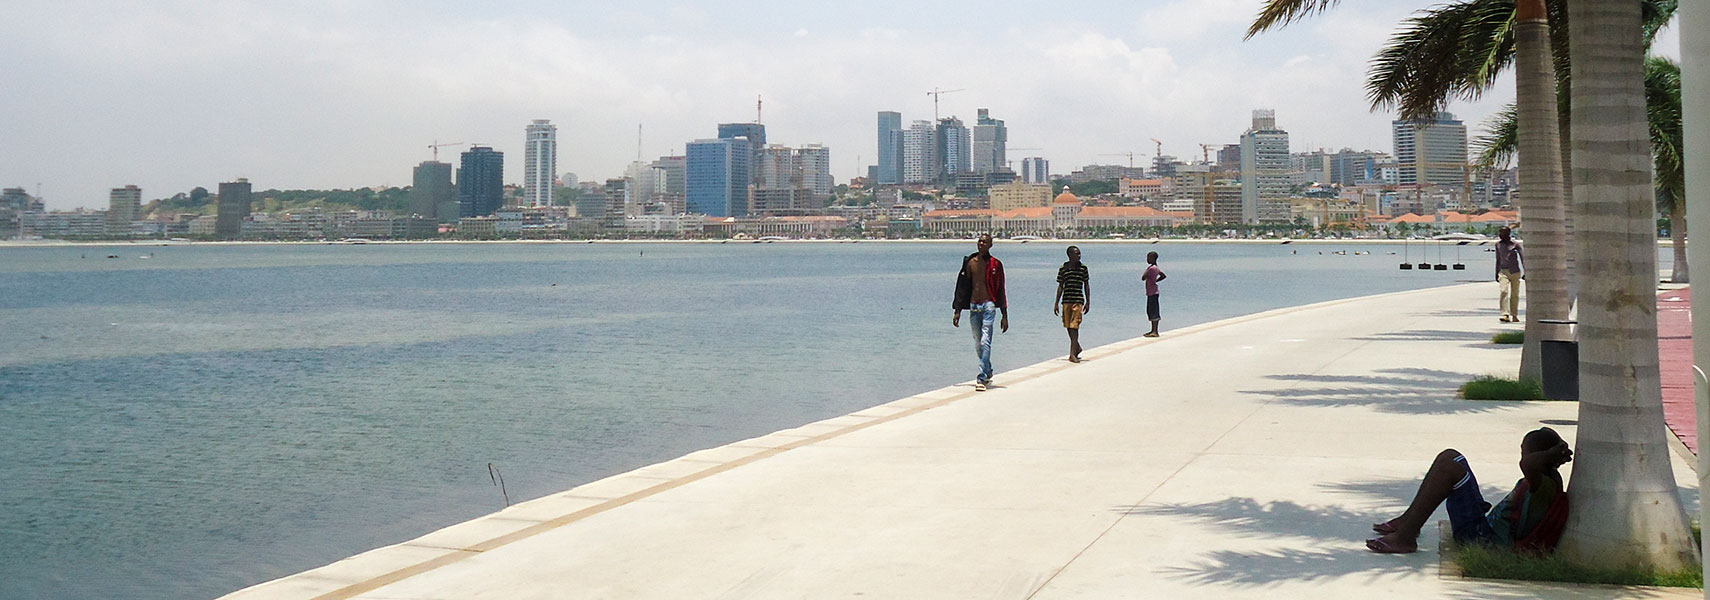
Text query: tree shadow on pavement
1356 329 1498 342
1412 308 1502 319
1240 368 1514 415
1120 496 1425 586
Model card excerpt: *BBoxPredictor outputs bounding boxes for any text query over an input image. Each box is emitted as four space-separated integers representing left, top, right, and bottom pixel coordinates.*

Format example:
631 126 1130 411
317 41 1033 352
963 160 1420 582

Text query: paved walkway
1658 286 1697 454
226 283 1700 599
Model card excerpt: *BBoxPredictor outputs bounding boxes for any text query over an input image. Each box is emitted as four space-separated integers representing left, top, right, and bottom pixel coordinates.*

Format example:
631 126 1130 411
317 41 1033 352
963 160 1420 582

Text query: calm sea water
0 240 1504 599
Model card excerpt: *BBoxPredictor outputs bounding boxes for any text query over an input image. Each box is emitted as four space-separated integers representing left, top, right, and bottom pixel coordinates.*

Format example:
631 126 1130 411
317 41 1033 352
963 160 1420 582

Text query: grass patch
1456 543 1703 588
1462 375 1546 401
1491 331 1524 344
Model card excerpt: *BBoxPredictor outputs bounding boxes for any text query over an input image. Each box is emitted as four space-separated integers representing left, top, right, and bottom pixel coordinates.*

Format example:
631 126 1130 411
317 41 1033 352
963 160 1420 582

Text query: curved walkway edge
225 283 1701 600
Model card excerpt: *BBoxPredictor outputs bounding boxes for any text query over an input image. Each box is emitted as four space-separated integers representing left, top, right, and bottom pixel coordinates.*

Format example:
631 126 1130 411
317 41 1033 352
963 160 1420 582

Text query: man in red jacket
953 234 1008 391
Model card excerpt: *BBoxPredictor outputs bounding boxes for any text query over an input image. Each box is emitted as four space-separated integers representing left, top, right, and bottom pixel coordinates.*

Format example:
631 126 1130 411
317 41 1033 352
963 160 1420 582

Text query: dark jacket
953 252 1007 310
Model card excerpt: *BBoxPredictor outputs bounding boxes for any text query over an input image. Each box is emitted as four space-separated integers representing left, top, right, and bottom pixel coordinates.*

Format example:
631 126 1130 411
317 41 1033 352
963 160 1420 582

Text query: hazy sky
1 1 1682 211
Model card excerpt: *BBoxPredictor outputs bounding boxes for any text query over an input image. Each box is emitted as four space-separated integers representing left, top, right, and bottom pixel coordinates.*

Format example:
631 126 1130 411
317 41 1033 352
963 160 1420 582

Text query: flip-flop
1366 537 1418 554
1372 520 1399 535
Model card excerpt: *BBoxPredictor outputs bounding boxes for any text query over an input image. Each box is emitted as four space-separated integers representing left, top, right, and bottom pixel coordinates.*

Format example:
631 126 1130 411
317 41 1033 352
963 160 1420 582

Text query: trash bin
1538 319 1577 401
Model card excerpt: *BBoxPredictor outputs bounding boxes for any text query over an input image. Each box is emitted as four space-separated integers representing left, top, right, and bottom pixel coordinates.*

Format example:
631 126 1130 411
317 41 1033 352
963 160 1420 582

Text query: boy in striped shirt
1054 246 1091 363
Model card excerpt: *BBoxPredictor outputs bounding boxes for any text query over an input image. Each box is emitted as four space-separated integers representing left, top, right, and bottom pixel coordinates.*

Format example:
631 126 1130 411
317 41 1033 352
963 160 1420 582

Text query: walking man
1054 245 1091 362
1495 226 1524 323
1143 251 1166 337
953 234 1008 391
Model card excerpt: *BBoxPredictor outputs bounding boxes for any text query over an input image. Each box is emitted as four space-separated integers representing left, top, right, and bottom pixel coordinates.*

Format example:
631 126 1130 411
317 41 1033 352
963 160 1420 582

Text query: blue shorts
1445 455 1497 545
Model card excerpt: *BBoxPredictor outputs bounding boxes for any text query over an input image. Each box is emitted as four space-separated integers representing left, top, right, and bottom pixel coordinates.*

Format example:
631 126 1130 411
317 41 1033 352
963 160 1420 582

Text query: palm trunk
1669 198 1688 283
1516 0 1570 382
1558 0 1699 572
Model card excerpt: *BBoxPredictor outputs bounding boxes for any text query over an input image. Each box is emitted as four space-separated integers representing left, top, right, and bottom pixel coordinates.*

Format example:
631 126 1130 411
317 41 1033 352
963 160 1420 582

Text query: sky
0 1 1683 211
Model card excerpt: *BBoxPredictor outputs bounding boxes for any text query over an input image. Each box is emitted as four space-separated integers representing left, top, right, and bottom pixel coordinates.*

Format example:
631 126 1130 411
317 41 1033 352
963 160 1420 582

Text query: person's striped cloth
1057 262 1089 305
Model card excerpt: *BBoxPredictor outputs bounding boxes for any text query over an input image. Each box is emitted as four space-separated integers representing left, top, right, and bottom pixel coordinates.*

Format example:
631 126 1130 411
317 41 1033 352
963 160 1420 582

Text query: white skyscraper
1239 109 1291 224
971 108 1007 174
797 144 833 198
902 120 937 184
524 119 557 208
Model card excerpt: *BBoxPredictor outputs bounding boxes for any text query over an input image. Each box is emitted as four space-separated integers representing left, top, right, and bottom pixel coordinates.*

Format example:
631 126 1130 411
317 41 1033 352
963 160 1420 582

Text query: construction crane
1099 152 1138 169
428 141 466 162
1149 138 1163 158
1002 147 1043 170
926 87 965 121
1198 144 1218 164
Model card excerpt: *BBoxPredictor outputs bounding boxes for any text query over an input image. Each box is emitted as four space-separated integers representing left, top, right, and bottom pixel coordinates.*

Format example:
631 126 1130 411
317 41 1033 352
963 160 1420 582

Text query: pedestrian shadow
1241 368 1512 415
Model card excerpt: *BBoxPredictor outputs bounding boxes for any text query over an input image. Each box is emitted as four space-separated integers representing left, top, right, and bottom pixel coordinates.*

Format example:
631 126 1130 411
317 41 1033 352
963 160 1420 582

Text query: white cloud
0 1 1522 210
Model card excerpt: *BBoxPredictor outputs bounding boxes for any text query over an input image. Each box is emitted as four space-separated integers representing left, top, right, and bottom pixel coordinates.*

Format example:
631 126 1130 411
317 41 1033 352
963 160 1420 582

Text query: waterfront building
718 122 766 189
459 146 504 218
1151 155 1180 178
574 185 606 220
603 178 632 226
1120 178 1169 199
410 161 456 221
798 144 833 199
1392 112 1468 187
1217 144 1242 172
936 117 970 181
921 191 1178 236
214 179 252 239
987 181 1052 211
1020 157 1049 184
1289 150 1333 186
685 138 751 217
524 119 557 208
971 108 1007 175
1329 150 1387 186
876 111 903 185
1239 109 1292 224
902 120 936 184
108 185 141 236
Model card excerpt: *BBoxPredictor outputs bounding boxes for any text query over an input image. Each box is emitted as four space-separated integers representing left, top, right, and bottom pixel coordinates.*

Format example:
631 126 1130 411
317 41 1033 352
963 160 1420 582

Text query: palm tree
1251 0 1570 381
1475 57 1686 283
1557 0 1697 571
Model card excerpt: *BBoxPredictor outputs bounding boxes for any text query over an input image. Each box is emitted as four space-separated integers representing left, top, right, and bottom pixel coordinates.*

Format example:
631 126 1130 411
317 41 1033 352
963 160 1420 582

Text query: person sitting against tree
1367 427 1572 554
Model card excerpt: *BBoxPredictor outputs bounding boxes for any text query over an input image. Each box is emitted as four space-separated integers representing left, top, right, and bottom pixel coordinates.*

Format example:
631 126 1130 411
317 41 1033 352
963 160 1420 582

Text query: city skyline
0 1 1683 211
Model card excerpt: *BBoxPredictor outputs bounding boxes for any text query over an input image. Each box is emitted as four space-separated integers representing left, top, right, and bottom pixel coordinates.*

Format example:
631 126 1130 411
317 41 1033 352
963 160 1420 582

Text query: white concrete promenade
226 283 1699 599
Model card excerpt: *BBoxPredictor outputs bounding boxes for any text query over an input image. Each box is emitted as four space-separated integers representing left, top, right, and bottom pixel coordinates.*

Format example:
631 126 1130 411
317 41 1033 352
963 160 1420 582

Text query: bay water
0 240 1505 599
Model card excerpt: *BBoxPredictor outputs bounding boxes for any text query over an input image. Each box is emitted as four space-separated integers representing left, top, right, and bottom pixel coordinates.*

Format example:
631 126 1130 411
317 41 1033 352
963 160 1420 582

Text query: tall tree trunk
1516 0 1570 382
1669 198 1688 283
1559 0 1699 572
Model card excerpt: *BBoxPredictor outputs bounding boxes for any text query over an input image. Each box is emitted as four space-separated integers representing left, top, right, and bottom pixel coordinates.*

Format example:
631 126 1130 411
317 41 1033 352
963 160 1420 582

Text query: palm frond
1473 103 1519 169
1646 55 1684 204
1365 0 1519 120
1643 0 1679 49
1247 0 1343 39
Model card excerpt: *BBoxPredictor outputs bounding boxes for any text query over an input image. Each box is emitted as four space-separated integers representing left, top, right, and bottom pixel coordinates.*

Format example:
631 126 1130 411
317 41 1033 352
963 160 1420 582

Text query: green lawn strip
1491 331 1524 344
1461 375 1548 401
1454 543 1702 588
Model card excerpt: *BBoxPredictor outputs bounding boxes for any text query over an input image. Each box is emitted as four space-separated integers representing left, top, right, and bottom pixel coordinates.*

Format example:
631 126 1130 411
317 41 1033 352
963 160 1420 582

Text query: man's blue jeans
970 301 996 383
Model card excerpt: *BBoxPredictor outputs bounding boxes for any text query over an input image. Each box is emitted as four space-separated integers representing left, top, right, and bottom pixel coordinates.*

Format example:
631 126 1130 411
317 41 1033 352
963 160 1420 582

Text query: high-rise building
718 122 766 188
971 108 1007 175
214 179 252 239
1239 109 1292 224
936 117 970 181
876 111 903 185
523 119 557 208
1217 144 1242 172
603 178 632 226
1021 157 1050 184
797 144 833 199
108 185 141 235
1329 149 1387 186
988 181 1052 211
459 146 505 218
686 138 751 217
1151 155 1180 178
410 161 455 221
1392 112 1468 187
902 120 936 184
